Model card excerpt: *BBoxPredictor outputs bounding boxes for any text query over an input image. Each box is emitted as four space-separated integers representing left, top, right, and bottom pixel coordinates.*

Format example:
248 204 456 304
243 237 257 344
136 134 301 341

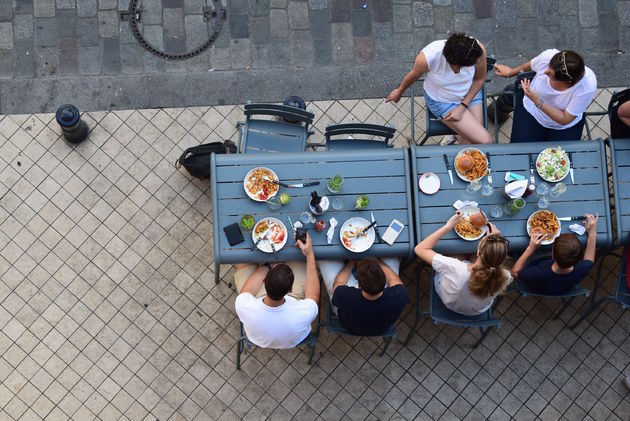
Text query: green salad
536 147 569 182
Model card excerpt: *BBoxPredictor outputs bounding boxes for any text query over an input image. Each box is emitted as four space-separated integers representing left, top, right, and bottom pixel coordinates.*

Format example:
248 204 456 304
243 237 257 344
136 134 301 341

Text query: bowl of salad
535 146 570 182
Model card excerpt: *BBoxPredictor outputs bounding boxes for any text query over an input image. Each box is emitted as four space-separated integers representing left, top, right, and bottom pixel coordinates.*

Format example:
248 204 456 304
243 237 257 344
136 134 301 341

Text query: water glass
332 198 343 210
266 197 282 211
537 196 550 209
354 194 369 209
489 205 503 219
240 214 255 231
327 175 343 193
481 182 494 197
466 179 482 194
536 182 549 196
300 211 313 225
550 182 567 198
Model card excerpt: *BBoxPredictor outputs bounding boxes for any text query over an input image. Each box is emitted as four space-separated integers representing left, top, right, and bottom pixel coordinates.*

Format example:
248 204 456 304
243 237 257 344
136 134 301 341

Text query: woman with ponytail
414 212 512 316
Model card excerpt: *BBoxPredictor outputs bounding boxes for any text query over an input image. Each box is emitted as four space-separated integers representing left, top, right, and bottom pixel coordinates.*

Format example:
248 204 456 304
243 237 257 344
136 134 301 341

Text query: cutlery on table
264 176 320 188
370 212 381 243
558 216 585 221
443 154 453 186
528 153 536 187
355 221 378 238
287 216 296 232
251 224 274 251
486 152 493 186
568 152 575 184
270 240 278 258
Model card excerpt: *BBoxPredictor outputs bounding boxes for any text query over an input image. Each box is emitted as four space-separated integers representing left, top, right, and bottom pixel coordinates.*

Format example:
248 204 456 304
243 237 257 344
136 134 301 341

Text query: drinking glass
536 182 549 196
354 194 369 210
466 179 482 194
550 182 567 198
506 197 525 215
537 196 550 209
240 214 255 231
327 175 343 193
266 197 282 211
489 205 503 219
481 182 494 197
332 198 343 210
300 211 312 225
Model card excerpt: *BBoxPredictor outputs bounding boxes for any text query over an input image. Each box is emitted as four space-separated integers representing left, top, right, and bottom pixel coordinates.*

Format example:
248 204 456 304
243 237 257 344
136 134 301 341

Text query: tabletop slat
610 138 630 246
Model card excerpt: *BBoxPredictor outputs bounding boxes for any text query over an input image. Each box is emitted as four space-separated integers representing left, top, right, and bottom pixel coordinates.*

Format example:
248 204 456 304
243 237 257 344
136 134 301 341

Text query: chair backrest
244 103 314 126
324 123 396 150
325 297 397 337
608 88 630 139
515 280 590 299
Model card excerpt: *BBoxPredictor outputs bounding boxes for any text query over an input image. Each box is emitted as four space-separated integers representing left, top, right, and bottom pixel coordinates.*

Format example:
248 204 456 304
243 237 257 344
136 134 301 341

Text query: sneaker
441 135 457 145
625 376 630 390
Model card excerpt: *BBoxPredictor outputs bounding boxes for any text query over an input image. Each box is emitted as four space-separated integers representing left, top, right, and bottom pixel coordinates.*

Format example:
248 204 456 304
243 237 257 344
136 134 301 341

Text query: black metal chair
311 123 396 151
514 280 590 320
236 103 315 153
404 267 501 349
608 88 630 139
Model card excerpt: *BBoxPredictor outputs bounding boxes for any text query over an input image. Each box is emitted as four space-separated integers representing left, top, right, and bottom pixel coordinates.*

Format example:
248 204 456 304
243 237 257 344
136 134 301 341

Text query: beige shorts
234 262 307 299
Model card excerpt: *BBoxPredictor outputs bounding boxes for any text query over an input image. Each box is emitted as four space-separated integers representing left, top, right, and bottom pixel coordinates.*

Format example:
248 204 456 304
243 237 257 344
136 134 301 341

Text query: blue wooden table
610 138 630 247
411 140 613 254
210 149 416 283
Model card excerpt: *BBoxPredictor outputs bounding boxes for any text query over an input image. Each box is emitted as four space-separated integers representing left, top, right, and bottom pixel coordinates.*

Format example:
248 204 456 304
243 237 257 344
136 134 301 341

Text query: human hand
486 222 500 236
446 211 464 229
493 63 512 78
385 88 402 103
583 213 598 235
296 232 314 258
442 104 465 122
528 232 544 250
520 79 538 102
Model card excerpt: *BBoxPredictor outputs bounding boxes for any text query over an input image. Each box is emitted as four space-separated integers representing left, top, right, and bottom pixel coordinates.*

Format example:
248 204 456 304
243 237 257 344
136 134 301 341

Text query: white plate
526 210 561 245
419 172 440 194
340 217 375 253
454 205 487 241
536 147 570 183
243 167 279 202
454 147 488 183
252 217 288 253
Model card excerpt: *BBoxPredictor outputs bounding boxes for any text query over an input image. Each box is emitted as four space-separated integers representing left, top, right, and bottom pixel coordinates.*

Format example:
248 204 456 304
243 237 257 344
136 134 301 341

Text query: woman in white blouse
414 212 512 316
494 50 597 142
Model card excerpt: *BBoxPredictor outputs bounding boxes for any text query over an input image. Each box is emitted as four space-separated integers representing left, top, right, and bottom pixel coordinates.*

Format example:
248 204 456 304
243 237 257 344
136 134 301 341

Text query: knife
558 216 584 221
528 154 536 186
355 220 378 238
251 224 274 251
287 181 320 188
370 212 381 243
443 154 453 186
270 240 278 258
486 152 493 185
568 152 574 184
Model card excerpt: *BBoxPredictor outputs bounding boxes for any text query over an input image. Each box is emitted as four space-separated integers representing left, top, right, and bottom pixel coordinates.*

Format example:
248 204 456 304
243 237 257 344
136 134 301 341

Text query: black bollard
487 84 516 126
56 104 89 144
282 96 306 124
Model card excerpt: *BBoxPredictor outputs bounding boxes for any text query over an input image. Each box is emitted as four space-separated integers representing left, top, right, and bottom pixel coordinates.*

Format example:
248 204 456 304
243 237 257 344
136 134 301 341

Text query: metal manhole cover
123 0 226 60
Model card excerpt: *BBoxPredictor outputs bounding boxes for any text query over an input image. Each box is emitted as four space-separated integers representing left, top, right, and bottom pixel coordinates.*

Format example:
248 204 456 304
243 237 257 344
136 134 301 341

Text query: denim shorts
424 89 483 120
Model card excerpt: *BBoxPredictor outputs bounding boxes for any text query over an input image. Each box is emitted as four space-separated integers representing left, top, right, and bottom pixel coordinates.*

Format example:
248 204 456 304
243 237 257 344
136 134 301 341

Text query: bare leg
442 104 493 144
619 101 630 127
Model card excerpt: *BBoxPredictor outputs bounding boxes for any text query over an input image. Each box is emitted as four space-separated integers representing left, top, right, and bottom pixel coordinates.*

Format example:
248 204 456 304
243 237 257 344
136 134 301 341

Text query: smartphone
296 227 308 244
382 219 404 245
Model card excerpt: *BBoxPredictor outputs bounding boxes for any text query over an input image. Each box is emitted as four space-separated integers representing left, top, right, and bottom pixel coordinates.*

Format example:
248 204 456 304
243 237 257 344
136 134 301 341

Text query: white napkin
505 179 528 198
327 217 338 244
293 221 303 229
569 223 586 235
453 200 478 210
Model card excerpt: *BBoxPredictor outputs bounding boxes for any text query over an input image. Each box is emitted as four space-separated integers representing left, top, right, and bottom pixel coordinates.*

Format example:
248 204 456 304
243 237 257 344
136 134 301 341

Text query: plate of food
454 206 488 241
536 146 570 182
340 217 375 253
243 167 280 201
527 210 561 245
252 217 288 253
454 148 488 182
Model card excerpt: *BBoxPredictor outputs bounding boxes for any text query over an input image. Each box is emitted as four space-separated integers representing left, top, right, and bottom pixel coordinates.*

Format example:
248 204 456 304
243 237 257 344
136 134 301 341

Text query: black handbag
176 140 237 178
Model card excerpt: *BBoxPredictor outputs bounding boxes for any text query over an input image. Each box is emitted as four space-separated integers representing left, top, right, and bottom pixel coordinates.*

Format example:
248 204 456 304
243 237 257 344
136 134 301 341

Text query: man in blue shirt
512 213 598 294
319 258 409 336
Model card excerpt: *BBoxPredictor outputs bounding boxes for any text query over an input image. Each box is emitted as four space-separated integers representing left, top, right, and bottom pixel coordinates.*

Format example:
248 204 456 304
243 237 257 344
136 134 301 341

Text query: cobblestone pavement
1 91 630 420
1 0 630 113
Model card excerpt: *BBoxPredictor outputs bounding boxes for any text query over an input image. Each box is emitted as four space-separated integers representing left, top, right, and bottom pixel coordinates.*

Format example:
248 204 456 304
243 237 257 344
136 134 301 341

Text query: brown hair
443 32 483 67
356 258 386 295
468 235 509 298
549 50 585 86
264 264 294 300
553 233 583 268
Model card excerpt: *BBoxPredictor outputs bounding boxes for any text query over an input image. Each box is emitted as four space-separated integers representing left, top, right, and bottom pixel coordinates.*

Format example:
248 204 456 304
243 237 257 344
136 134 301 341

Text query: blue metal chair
514 280 590 320
570 249 630 329
413 56 496 146
324 297 396 357
318 123 396 151
236 320 319 369
236 103 315 153
404 266 501 349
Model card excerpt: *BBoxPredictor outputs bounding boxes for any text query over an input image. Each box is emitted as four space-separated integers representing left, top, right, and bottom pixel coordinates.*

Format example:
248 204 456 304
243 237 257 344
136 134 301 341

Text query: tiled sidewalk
1 91 629 420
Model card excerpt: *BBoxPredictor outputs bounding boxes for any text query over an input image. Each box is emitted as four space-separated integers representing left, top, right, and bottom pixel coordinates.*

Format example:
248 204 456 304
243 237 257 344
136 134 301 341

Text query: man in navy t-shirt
512 213 598 294
319 257 409 336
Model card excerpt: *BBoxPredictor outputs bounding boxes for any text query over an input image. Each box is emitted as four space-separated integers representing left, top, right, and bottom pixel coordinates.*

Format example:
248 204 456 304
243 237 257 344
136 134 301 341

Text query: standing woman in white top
414 212 512 316
386 33 493 144
494 50 597 142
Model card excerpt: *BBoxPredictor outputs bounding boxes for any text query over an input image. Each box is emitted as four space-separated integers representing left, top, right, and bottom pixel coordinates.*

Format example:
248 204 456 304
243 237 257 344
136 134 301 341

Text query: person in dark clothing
512 213 598 294
319 258 409 336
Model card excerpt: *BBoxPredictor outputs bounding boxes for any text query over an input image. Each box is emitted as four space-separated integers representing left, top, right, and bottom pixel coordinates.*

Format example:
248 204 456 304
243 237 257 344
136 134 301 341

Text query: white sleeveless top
422 40 476 103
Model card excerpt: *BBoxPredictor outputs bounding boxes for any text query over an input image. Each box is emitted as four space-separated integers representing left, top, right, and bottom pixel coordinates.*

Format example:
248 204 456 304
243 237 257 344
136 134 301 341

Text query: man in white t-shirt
234 233 319 349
